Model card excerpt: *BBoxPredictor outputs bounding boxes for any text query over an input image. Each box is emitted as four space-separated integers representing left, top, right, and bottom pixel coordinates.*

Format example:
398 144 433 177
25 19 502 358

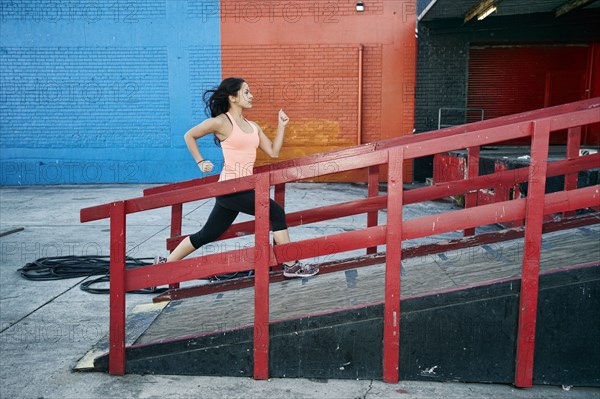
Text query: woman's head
204 77 252 117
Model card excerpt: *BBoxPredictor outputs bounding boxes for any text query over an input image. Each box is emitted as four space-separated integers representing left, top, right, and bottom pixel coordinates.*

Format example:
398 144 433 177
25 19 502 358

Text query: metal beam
464 0 501 23
555 0 598 17
417 0 439 22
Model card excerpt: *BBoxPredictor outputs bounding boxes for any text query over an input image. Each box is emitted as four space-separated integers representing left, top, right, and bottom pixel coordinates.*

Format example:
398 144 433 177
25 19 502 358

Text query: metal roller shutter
467 45 589 144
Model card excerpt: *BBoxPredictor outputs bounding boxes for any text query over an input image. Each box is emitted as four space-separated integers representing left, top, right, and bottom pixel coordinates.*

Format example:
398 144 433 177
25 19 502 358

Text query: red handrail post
367 165 380 254
383 147 404 383
563 126 582 218
254 174 271 380
274 183 286 208
109 201 127 375
464 146 480 236
515 120 551 388
169 204 183 289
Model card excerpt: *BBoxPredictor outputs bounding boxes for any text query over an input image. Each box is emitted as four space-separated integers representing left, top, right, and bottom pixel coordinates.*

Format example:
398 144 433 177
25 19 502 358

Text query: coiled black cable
18 255 166 294
15 200 251 294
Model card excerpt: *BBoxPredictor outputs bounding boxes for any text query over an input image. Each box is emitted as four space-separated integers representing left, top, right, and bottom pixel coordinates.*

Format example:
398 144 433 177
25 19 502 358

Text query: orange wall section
221 0 417 182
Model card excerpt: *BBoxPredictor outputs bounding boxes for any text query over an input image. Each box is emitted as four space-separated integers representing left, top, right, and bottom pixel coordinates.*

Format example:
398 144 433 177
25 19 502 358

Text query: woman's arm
258 109 289 158
184 116 225 172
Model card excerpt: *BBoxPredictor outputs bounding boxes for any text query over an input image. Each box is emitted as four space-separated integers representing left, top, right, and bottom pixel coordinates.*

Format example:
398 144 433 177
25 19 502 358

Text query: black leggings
189 190 288 249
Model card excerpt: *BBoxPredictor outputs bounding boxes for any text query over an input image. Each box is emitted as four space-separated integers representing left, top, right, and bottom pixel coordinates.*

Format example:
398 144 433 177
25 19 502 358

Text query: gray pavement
1 183 599 399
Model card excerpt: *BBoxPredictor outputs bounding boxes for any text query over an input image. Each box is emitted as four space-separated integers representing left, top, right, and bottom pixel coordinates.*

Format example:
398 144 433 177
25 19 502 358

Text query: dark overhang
418 0 600 23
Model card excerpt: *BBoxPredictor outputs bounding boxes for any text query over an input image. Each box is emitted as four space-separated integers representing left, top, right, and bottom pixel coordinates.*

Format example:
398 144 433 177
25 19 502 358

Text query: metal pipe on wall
358 44 364 145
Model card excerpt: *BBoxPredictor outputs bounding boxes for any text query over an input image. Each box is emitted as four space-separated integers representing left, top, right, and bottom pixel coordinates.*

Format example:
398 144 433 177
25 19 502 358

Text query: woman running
155 77 319 278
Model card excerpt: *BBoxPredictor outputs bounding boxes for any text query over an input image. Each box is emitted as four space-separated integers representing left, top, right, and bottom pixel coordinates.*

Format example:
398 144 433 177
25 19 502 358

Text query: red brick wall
221 0 416 182
222 44 383 169
220 0 384 22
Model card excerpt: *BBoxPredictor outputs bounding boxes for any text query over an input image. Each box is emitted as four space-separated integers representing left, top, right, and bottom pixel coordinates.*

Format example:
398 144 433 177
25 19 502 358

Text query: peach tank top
218 112 260 182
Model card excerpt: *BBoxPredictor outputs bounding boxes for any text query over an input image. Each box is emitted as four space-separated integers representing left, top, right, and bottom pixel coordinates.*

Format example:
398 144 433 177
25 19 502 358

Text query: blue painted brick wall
0 0 222 185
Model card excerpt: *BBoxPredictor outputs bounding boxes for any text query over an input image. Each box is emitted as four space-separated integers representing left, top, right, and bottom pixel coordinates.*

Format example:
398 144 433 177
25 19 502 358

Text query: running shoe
154 255 167 264
283 261 319 278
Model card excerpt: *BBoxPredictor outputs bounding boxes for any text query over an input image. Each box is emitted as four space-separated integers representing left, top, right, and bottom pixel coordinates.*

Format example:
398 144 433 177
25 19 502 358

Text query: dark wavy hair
203 77 245 146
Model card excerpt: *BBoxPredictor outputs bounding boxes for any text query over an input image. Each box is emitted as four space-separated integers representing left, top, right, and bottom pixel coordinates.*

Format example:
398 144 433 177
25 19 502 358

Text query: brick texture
0 47 170 149
1 0 166 21
190 0 384 21
190 45 223 121
1 0 222 184
222 44 383 167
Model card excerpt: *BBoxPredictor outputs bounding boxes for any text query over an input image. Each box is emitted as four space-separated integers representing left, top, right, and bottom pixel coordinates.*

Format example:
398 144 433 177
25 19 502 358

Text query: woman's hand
197 160 214 173
278 109 289 127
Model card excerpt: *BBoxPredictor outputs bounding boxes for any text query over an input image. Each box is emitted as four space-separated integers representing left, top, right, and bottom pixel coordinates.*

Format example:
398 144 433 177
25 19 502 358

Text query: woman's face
232 82 253 109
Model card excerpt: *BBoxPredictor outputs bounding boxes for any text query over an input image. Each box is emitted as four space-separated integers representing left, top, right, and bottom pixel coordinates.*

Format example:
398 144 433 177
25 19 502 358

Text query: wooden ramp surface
136 223 600 344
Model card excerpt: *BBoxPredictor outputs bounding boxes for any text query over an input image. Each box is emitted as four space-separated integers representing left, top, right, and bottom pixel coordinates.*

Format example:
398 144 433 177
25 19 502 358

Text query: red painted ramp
75 224 600 386
78 97 600 385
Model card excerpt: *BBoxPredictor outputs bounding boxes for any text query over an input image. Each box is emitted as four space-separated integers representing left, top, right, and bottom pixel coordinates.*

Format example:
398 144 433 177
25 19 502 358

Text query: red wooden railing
80 98 600 387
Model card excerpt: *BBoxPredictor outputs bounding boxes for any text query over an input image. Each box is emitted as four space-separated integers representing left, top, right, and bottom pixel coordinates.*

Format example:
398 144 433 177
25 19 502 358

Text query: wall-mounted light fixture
477 5 497 20
356 1 365 12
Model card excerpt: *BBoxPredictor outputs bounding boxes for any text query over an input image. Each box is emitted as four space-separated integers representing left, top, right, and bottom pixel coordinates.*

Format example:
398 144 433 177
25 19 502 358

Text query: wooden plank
367 165 380 254
165 195 388 250
143 144 378 196
272 226 386 265
548 108 600 132
143 185 599 293
138 185 599 293
109 201 126 375
164 153 600 251
403 108 598 160
170 204 183 238
137 225 600 345
443 229 600 286
515 120 551 388
464 146 480 236
153 213 600 303
169 204 183 290
564 126 582 218
403 122 531 160
126 178 255 215
403 185 600 241
270 151 387 185
81 177 252 222
274 184 286 207
80 201 115 223
383 147 402 383
125 247 275 291
83 152 387 223
254 174 271 380
144 175 219 196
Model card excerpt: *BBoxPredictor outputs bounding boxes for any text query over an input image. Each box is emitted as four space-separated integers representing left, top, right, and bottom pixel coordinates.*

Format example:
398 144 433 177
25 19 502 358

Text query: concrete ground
1 183 599 399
